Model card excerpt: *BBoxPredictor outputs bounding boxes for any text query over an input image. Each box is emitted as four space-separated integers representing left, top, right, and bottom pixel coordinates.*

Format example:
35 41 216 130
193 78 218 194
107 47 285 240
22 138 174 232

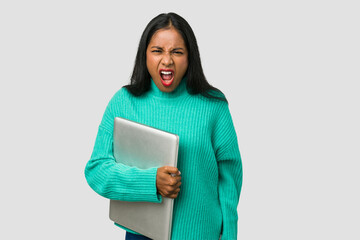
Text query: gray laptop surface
110 117 179 240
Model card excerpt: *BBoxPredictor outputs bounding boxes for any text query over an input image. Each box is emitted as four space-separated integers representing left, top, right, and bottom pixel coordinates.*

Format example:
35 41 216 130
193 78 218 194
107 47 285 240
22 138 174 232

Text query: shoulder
186 93 231 131
110 86 131 100
194 91 234 128
191 91 229 114
107 87 134 106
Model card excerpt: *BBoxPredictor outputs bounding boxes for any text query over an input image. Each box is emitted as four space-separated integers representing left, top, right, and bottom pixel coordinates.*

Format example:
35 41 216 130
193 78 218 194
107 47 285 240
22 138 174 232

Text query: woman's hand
156 166 182 199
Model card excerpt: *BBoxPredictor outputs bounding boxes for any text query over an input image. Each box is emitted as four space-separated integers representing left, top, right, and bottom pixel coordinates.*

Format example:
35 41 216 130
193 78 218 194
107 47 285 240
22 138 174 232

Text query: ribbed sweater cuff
137 166 162 203
221 219 237 240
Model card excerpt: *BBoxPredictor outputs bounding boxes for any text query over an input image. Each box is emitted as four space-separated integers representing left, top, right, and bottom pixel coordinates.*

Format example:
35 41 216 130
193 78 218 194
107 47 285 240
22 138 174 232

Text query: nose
161 53 173 66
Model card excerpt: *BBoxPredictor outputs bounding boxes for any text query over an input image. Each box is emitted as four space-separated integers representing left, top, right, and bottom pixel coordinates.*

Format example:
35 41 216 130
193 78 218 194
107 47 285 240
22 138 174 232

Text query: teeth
161 71 172 75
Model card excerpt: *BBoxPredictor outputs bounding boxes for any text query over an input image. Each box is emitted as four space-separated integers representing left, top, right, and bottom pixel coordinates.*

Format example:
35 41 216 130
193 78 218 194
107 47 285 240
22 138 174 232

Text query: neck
149 77 188 99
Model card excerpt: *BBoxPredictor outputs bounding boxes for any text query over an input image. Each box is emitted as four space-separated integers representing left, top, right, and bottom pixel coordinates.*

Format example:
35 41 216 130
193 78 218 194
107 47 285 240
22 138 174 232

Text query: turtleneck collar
148 77 188 99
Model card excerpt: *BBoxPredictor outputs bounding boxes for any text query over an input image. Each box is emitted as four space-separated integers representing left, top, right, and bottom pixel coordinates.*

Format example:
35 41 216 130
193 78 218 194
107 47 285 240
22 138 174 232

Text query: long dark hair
124 12 227 102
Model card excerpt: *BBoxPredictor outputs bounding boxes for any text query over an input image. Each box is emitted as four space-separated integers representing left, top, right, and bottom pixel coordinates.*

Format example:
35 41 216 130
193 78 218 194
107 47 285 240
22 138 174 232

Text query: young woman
85 12 243 240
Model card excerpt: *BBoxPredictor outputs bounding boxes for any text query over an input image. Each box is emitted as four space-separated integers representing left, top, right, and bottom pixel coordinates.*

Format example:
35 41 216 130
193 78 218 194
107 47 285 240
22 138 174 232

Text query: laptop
109 117 179 240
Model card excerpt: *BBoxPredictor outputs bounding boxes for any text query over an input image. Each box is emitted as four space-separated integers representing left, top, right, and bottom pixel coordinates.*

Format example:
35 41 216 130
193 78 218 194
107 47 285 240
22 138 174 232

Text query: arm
213 103 243 240
84 90 162 203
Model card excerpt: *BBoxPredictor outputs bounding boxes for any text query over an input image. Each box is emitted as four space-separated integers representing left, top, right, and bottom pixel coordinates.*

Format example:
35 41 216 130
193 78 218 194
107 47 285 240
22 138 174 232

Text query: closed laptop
109 117 179 240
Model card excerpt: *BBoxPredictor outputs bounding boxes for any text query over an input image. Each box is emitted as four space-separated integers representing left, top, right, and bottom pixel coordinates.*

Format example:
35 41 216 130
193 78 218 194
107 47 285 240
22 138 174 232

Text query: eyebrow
150 46 185 51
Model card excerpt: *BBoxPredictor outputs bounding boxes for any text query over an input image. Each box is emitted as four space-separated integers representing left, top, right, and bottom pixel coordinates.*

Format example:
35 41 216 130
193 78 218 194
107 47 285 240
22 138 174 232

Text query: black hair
124 12 227 102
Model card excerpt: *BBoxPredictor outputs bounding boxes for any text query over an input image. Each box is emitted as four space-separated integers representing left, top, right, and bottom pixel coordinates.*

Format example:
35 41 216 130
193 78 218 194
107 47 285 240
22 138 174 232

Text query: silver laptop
109 117 179 240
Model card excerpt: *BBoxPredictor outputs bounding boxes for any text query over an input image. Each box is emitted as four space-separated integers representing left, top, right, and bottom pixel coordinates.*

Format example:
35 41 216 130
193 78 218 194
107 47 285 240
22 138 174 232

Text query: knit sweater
85 78 243 240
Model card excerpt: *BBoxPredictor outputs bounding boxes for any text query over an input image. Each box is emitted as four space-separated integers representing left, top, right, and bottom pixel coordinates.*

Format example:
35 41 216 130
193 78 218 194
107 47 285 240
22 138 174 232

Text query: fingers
168 176 181 186
156 166 182 199
157 169 181 183
158 190 179 199
169 189 180 199
163 166 181 176
161 185 181 199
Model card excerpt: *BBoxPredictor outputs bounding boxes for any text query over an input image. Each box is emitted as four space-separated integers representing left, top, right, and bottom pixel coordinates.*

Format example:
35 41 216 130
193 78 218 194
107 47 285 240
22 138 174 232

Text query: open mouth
159 69 174 87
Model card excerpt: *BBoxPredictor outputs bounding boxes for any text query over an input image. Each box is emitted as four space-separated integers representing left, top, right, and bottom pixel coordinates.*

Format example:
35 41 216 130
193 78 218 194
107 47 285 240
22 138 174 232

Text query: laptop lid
109 117 179 240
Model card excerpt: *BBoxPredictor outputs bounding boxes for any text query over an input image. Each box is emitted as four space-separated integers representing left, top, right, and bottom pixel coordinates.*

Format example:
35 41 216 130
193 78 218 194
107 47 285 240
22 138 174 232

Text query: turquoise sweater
85 78 243 240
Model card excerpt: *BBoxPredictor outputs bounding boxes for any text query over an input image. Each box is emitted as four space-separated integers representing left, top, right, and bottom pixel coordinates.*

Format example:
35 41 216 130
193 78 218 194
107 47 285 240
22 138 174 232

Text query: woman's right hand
156 166 182 199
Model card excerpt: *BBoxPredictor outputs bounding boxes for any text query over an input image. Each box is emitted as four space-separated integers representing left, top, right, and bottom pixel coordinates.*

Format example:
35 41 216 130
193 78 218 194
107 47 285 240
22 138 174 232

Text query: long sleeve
84 80 243 238
213 103 243 240
84 90 162 203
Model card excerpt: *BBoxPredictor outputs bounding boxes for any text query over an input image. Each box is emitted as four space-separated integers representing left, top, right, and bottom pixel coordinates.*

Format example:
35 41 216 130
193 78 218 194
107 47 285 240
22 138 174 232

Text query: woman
85 12 243 240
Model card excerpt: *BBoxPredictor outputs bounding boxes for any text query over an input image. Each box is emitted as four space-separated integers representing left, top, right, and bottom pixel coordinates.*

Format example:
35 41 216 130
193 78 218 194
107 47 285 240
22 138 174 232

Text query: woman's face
146 27 188 93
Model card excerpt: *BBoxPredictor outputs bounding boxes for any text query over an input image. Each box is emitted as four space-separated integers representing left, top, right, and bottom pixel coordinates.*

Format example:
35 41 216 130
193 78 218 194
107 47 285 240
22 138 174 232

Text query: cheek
178 58 188 72
146 57 156 73
147 56 159 69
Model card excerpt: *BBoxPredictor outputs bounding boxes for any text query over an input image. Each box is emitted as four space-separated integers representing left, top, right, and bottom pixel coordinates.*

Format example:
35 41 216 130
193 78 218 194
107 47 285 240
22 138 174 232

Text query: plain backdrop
1 0 359 239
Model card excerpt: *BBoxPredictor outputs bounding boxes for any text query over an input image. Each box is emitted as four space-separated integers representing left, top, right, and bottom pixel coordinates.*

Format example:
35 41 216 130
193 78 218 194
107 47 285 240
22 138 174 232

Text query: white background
1 0 359 239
